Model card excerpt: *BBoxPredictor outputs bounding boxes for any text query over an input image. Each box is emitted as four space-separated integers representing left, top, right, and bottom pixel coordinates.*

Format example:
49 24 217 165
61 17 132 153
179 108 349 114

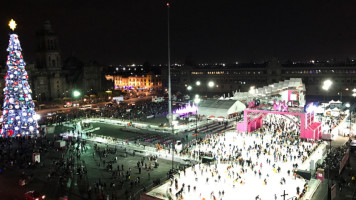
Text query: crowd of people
0 136 52 175
0 135 82 197
38 100 181 127
321 114 346 137
1 98 354 199
99 101 174 121
319 144 350 179
166 114 320 200
0 131 176 200
87 142 163 200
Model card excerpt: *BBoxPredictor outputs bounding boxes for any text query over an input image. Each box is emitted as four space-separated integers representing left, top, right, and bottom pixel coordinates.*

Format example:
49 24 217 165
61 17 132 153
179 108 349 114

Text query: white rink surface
148 131 312 200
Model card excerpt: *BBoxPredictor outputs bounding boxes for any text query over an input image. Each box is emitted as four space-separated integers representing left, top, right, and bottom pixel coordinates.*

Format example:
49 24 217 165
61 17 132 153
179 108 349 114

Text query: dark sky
1 0 356 65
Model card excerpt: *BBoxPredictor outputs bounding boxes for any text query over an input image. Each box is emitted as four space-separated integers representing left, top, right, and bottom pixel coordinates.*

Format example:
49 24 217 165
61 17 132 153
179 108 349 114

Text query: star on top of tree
8 19 17 31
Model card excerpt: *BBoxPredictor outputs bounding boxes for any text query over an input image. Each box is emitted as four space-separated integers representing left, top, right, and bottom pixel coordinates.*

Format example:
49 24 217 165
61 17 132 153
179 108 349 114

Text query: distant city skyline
1 1 356 65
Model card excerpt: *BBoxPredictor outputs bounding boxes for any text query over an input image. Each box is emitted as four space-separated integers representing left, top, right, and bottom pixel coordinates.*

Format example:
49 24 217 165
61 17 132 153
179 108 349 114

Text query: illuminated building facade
162 59 356 100
105 72 162 91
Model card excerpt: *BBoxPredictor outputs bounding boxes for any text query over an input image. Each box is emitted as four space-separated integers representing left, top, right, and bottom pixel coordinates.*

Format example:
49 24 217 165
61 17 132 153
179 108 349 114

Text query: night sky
1 0 356 65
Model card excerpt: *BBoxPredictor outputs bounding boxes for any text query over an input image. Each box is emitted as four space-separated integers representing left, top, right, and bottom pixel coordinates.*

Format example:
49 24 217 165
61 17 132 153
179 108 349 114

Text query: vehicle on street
105 103 114 107
112 96 124 102
79 105 92 110
63 104 71 108
25 191 46 200
152 96 164 103
63 101 79 108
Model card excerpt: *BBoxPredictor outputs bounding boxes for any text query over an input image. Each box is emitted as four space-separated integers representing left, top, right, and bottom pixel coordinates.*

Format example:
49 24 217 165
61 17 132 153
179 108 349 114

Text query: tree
0 32 39 137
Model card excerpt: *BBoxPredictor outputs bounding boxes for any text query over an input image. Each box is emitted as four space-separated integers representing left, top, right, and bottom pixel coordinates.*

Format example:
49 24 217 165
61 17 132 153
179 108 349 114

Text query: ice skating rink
149 131 315 200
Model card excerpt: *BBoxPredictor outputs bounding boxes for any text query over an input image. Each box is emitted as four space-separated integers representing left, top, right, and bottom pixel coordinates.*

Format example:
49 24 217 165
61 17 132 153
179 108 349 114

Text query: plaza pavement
0 116 353 200
0 133 185 200
0 114 207 200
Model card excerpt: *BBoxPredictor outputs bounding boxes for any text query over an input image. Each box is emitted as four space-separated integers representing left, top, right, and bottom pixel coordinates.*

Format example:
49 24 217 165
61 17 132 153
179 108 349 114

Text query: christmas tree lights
0 20 39 137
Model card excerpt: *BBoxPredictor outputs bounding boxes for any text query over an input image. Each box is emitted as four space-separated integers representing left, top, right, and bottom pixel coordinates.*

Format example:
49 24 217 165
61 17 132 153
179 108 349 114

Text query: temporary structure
198 100 246 118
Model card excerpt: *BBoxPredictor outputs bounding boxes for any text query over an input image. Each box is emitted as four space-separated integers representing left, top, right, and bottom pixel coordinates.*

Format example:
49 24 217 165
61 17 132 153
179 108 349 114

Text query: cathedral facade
27 21 104 102
31 20 67 101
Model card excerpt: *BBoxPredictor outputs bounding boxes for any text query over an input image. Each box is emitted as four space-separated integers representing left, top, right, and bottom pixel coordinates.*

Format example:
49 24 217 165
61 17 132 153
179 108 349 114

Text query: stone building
162 58 356 100
31 20 67 101
105 72 161 91
30 21 105 101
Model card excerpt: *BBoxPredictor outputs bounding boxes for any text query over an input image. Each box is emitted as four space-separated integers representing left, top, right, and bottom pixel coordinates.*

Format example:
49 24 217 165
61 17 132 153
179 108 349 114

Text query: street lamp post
346 103 351 137
322 79 332 200
166 2 174 171
337 91 343 102
351 89 356 136
349 109 352 137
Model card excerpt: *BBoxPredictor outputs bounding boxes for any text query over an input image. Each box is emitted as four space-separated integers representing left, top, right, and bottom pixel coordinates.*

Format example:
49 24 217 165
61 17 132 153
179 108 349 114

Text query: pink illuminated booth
237 100 322 140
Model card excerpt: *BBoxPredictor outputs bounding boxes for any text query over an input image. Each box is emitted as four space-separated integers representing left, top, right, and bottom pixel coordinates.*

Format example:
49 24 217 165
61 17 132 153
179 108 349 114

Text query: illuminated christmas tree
0 19 39 137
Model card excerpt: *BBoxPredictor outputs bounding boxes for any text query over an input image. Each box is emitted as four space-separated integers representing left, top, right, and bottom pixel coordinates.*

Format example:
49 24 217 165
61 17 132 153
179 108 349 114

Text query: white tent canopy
331 108 340 117
315 106 324 114
198 99 246 118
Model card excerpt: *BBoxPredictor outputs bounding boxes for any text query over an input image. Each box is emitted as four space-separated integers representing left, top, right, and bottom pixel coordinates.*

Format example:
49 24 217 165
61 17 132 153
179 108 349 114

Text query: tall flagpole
167 2 174 171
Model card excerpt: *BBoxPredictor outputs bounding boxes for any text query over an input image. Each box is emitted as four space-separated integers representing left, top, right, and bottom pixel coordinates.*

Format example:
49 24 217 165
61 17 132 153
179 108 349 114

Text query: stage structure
173 103 197 116
236 78 322 140
232 78 306 107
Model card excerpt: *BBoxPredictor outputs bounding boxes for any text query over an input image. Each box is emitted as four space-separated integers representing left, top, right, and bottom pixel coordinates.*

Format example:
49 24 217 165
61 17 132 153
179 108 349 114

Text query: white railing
301 179 321 200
